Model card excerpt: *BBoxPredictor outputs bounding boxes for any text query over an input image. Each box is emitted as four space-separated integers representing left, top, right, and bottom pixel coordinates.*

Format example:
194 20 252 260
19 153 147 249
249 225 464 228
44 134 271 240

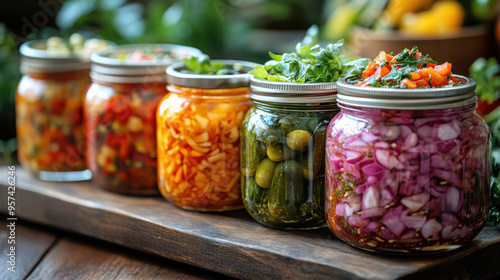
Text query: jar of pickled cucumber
326 75 490 253
241 78 338 229
85 44 201 195
16 36 111 181
157 60 256 210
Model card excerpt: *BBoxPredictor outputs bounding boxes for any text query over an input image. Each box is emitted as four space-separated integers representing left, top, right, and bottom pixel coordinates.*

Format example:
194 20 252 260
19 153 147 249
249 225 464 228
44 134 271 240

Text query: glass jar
85 44 201 195
241 78 338 229
157 60 256 210
16 39 111 181
326 76 490 253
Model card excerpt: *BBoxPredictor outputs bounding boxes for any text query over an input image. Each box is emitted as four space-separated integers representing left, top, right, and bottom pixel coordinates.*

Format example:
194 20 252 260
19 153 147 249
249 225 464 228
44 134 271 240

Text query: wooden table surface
0 218 233 280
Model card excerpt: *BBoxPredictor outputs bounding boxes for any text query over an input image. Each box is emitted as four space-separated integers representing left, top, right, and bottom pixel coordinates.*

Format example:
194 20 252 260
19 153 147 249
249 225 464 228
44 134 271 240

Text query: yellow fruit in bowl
400 0 464 36
432 1 464 30
384 0 434 26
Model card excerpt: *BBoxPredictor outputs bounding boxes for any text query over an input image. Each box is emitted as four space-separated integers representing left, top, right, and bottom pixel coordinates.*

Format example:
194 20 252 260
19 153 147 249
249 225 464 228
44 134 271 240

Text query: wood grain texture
0 218 58 280
27 234 233 280
1 167 500 280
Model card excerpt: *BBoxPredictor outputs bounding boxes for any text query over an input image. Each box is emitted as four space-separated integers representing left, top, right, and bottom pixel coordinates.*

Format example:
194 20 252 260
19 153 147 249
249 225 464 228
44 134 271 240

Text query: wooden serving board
1 167 499 280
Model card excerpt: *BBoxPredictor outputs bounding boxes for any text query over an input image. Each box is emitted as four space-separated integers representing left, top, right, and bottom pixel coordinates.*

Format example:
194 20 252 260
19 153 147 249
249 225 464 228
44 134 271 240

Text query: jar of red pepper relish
326 75 491 253
157 60 256 210
16 38 111 181
85 44 201 195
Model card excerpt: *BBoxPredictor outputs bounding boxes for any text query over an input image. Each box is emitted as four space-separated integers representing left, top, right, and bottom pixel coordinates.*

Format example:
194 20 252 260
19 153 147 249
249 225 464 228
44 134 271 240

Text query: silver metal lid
91 44 202 84
20 39 114 73
336 75 477 110
250 77 337 104
166 60 257 89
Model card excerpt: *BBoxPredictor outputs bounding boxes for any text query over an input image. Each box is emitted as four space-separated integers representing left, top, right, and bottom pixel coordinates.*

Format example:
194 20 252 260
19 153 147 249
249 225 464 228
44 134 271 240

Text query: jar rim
250 76 337 104
20 39 114 72
166 60 257 89
90 44 201 83
336 75 477 110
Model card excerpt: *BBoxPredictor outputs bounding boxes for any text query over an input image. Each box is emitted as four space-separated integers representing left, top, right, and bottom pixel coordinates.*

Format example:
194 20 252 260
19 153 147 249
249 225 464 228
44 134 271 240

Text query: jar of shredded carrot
85 44 201 195
157 60 256 210
16 37 112 181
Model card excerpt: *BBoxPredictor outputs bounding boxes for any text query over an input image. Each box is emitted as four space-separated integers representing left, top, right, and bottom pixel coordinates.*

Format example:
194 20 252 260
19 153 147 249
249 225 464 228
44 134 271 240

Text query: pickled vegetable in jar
326 74 490 253
85 44 201 195
157 60 255 210
241 78 338 229
16 37 112 181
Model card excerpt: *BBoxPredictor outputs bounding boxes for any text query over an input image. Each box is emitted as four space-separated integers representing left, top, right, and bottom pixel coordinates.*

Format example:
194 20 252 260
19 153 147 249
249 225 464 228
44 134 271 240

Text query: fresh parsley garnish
183 54 244 75
393 46 436 68
250 25 369 83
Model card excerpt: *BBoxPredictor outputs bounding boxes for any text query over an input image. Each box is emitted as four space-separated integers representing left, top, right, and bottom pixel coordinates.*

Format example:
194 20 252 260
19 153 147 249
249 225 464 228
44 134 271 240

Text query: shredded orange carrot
157 85 251 210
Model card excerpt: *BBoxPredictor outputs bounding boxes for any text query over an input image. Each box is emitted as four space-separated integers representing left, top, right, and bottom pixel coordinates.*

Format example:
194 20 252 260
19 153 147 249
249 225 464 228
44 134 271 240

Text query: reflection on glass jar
326 76 490 253
85 44 201 195
157 61 255 211
241 78 338 229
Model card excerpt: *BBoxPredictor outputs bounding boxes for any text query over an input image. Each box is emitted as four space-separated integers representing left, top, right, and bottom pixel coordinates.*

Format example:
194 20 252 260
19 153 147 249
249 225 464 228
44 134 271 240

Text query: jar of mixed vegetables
241 78 338 229
157 59 256 210
16 36 111 181
85 44 201 195
326 48 491 253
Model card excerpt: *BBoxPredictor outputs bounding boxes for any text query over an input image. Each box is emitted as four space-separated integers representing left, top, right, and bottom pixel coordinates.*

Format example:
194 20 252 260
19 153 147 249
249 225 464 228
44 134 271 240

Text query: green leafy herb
250 25 369 83
344 57 371 77
184 54 224 74
183 54 244 75
489 153 500 225
393 46 436 68
470 57 500 103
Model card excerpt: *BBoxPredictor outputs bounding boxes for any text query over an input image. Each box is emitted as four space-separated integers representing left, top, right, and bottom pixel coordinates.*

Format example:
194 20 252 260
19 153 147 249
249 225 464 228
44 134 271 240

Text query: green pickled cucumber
241 130 267 176
278 116 299 133
305 117 320 133
286 130 311 152
244 178 267 207
243 178 269 214
260 128 282 145
266 143 295 162
312 176 325 217
268 160 304 219
299 202 314 221
303 125 327 180
255 158 277 188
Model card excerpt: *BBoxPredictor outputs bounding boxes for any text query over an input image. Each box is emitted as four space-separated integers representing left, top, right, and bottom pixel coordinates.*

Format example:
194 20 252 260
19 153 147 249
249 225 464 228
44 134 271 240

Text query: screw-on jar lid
250 77 337 104
166 60 257 89
91 44 202 84
336 75 477 110
20 39 114 73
